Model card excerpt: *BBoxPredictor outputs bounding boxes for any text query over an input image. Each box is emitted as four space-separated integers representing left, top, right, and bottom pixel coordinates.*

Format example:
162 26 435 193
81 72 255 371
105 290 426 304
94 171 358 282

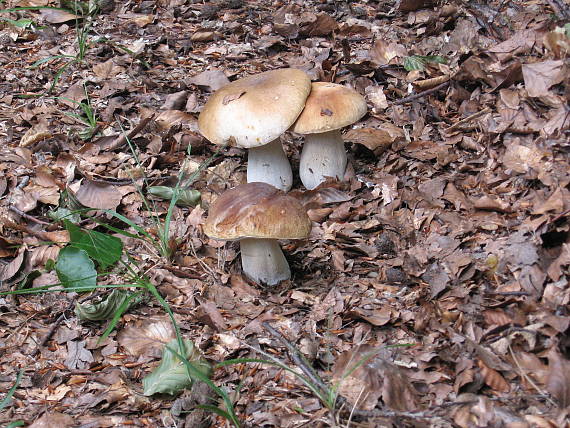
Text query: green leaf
147 186 201 207
143 339 211 396
403 55 447 71
48 207 81 223
64 220 123 270
55 246 97 291
0 369 23 411
75 289 142 321
1 17 34 28
16 269 41 290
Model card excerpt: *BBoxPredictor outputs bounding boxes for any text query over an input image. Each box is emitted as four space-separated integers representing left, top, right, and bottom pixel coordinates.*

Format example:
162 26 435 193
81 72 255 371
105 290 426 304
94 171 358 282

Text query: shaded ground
1 0 570 426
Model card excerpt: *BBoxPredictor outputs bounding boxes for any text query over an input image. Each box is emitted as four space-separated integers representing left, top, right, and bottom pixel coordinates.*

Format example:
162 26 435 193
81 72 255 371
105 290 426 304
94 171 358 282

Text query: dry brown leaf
28 411 74 428
75 179 122 210
344 127 402 156
0 249 25 282
195 300 227 331
365 85 389 111
117 317 175 359
299 13 338 37
477 359 510 392
332 345 418 411
187 69 230 91
191 30 221 42
546 352 570 408
20 123 51 147
28 246 60 269
544 27 570 59
155 110 196 131
39 9 80 24
92 59 124 79
483 309 513 327
522 60 566 98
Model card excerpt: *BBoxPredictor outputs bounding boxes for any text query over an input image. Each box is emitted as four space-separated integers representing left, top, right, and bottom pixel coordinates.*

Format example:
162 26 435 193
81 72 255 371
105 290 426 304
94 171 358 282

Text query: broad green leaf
55 247 96 290
64 220 122 270
75 289 142 321
143 339 211 396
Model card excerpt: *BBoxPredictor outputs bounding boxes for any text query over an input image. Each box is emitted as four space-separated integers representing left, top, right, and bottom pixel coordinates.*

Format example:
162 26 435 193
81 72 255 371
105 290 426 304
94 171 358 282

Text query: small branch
262 321 329 395
446 107 492 132
106 114 155 151
391 81 450 106
31 300 75 357
9 206 51 226
31 292 103 357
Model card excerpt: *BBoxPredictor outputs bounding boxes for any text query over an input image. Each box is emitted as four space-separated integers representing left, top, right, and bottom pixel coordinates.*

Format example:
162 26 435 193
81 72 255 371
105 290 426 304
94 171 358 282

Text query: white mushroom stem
247 138 293 192
299 130 347 190
240 238 291 286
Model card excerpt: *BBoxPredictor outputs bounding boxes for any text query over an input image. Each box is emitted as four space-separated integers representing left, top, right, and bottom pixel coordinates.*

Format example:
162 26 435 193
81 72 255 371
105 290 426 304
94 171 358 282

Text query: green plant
0 369 23 412
0 2 100 92
59 84 99 139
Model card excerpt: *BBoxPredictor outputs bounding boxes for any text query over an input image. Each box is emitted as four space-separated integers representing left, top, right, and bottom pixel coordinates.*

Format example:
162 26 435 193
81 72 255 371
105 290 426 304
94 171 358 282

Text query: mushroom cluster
199 69 368 285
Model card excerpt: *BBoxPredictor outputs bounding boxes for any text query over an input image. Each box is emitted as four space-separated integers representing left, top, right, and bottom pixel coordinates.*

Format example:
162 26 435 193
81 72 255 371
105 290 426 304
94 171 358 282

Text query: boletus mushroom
198 69 312 192
291 82 367 190
203 182 311 286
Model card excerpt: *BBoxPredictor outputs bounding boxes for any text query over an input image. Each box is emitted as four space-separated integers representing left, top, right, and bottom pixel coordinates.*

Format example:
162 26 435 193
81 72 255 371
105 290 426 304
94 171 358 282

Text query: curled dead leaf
477 359 510 392
546 352 570 408
344 127 402 156
332 345 418 411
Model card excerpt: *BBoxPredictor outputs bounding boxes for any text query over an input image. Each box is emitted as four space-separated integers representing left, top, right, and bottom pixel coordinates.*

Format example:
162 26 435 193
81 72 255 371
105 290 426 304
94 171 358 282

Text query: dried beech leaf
546 352 570 408
75 180 122 210
117 317 175 359
332 345 418 411
0 250 25 282
483 309 513 327
28 246 60 269
477 359 510 392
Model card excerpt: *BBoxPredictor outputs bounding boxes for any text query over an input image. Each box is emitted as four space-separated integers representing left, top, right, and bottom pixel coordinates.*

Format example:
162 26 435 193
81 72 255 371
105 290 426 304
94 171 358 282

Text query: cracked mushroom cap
291 82 367 134
198 68 311 148
203 182 312 240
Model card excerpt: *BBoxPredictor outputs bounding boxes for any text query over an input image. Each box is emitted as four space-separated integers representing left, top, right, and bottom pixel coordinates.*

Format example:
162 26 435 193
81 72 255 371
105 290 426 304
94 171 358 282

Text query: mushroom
291 82 367 190
203 182 312 286
198 69 312 192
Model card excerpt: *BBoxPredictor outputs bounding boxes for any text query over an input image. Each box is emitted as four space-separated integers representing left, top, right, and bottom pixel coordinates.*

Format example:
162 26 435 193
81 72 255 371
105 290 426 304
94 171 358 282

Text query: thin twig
391 81 450 106
9 206 51 225
106 114 155 151
30 300 75 356
446 107 492 132
262 321 329 395
31 292 104 357
508 344 557 407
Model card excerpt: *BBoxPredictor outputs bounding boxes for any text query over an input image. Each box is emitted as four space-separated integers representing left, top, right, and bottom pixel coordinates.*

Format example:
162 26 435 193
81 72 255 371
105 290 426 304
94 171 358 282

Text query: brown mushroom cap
203 182 312 240
198 69 311 148
291 82 367 135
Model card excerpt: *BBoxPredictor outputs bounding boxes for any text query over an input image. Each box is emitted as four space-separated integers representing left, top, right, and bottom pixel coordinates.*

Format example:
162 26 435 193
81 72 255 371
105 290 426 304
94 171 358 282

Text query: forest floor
1 0 569 427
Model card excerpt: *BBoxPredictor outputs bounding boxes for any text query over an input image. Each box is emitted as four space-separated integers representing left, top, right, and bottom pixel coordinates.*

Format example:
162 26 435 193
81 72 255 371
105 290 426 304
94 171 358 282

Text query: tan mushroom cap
198 69 311 148
203 182 312 240
291 82 367 135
